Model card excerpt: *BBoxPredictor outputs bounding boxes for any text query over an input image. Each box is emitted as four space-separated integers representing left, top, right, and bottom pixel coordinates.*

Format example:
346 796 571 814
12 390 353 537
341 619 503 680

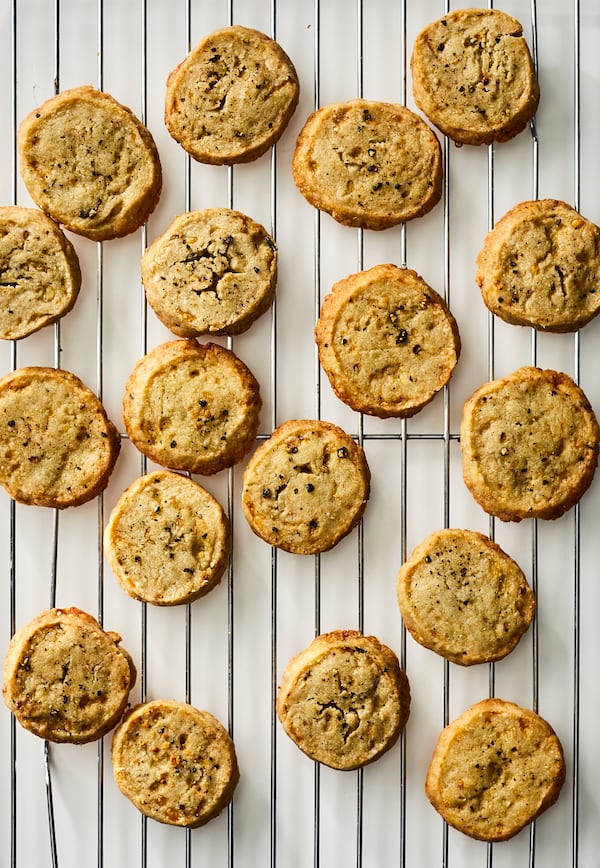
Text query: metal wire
3 1 589 867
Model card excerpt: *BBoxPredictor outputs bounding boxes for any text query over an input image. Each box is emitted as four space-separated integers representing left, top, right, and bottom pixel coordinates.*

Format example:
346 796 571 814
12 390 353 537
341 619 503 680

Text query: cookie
476 199 600 332
122 339 261 476
241 419 370 555
164 25 299 165
315 263 460 418
0 206 82 340
111 699 239 828
18 85 162 241
2 607 136 744
105 470 231 606
460 366 599 521
396 528 535 665
411 8 539 146
277 630 410 771
0 366 120 508
292 99 442 230
425 698 565 841
141 208 277 337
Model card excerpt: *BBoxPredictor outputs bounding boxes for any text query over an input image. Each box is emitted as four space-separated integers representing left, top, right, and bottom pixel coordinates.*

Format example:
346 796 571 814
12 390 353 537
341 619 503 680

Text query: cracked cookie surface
277 630 410 770
397 528 535 665
411 8 539 145
476 199 600 332
0 366 120 508
0 206 81 340
426 698 565 841
460 366 599 521
105 470 231 606
315 263 460 417
292 99 442 230
18 86 162 241
2 607 136 744
122 339 261 476
112 699 239 827
141 209 277 337
165 25 299 165
241 419 370 555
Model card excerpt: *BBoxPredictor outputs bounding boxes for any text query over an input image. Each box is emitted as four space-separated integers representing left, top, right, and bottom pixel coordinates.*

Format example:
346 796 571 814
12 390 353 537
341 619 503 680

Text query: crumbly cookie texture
165 25 299 165
0 206 82 340
2 607 136 744
292 99 442 230
397 528 535 665
315 263 460 417
277 630 410 771
18 85 162 240
141 209 277 337
0 366 120 508
426 698 565 841
411 8 539 146
122 339 261 476
241 419 370 555
105 470 231 606
111 699 239 828
460 366 599 521
476 199 600 332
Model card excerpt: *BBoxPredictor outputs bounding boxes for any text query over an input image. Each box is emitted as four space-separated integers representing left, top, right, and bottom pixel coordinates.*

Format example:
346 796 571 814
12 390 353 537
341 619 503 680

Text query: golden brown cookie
141 209 277 337
425 698 565 841
277 630 410 771
397 528 535 665
0 206 82 340
0 366 121 508
460 366 599 521
241 419 370 555
165 25 299 165
292 99 442 230
111 699 239 828
315 263 460 418
18 85 162 241
105 470 231 606
2 607 136 744
476 199 600 332
411 8 539 146
122 339 261 476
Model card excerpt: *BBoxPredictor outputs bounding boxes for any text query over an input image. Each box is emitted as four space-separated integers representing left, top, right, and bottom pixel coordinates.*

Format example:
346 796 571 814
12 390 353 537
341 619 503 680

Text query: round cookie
277 630 410 771
241 419 370 555
111 699 239 828
315 263 460 418
18 85 162 241
2 607 136 744
396 528 535 665
476 199 600 332
165 25 299 165
425 698 565 841
0 366 121 508
292 99 442 230
411 8 539 146
0 206 82 340
122 339 261 476
105 470 231 606
141 209 277 337
460 366 600 522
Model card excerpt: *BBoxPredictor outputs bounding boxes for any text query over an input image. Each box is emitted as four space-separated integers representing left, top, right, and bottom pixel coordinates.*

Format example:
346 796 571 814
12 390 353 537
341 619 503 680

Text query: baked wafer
426 698 565 841
277 630 410 770
411 8 539 146
2 607 136 744
112 699 239 827
18 85 162 240
292 99 442 230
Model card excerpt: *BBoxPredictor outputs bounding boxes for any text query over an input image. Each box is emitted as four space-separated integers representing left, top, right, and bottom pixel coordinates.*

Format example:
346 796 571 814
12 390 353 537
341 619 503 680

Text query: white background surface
1 1 600 866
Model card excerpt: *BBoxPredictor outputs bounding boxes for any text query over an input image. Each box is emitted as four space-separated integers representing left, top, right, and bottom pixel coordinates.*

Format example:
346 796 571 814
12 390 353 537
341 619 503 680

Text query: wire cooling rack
2 0 600 866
